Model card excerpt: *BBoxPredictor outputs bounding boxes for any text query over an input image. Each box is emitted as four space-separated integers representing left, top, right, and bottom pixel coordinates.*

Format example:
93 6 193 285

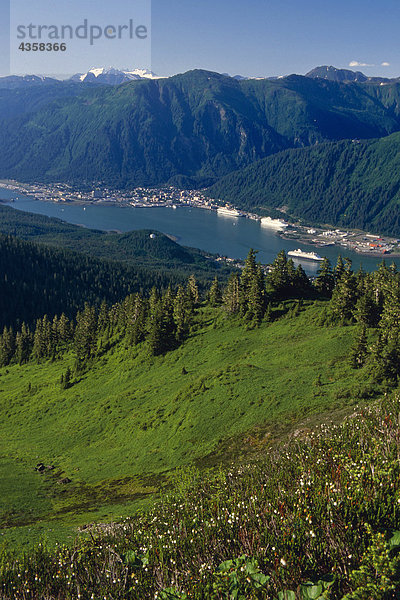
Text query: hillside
0 222 231 329
0 205 229 277
2 71 400 186
2 397 399 598
1 247 400 597
0 233 173 329
3 245 400 547
0 301 362 548
207 132 400 236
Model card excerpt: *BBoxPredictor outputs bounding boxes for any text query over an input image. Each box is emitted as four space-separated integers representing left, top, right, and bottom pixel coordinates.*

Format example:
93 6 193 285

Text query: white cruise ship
217 206 244 217
287 249 324 262
260 216 288 229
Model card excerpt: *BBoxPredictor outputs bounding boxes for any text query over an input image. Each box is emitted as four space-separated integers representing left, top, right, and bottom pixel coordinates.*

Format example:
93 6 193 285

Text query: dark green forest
208 132 400 236
0 206 235 329
0 232 231 330
0 205 231 277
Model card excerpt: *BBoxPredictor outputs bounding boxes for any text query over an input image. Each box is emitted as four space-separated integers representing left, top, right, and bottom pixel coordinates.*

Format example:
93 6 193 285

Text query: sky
0 0 400 78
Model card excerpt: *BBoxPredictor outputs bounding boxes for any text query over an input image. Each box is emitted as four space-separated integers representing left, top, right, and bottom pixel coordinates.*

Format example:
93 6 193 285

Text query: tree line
0 232 228 331
0 275 200 369
3 247 400 390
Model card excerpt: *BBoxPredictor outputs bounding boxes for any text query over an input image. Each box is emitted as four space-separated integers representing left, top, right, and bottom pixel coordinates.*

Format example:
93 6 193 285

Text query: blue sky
1 0 400 78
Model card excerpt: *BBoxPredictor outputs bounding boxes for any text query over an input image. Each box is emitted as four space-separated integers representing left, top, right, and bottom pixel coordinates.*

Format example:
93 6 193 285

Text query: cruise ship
287 249 324 262
217 206 244 217
260 216 288 229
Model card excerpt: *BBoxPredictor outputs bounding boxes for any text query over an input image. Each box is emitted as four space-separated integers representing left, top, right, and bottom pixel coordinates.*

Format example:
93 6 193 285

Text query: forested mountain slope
0 234 173 328
208 132 400 235
2 71 400 186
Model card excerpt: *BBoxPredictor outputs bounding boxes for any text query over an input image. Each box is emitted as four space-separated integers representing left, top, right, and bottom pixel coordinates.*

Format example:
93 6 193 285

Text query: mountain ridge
207 131 400 235
1 69 400 187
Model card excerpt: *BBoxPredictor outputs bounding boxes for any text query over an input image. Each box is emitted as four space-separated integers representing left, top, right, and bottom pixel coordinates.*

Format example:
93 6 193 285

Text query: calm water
0 187 394 275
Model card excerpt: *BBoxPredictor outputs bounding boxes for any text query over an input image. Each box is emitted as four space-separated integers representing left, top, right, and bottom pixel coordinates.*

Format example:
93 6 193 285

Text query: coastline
1 179 399 259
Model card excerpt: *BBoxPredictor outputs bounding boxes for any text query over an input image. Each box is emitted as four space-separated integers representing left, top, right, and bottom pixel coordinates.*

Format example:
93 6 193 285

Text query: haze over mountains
1 65 400 233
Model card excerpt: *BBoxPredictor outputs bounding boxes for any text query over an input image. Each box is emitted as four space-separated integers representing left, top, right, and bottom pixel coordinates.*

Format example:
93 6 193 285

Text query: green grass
2 395 399 599
0 302 373 547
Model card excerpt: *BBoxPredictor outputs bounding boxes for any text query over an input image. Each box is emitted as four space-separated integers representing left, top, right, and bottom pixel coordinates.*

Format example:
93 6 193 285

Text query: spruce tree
293 264 311 297
15 323 32 365
314 257 334 297
0 326 15 366
74 304 98 361
161 287 176 351
208 276 222 306
245 264 266 325
268 250 290 298
126 294 147 346
173 285 190 342
354 291 379 327
329 260 358 323
334 255 345 284
57 313 72 343
147 300 165 356
349 325 368 369
223 273 240 314
32 318 46 360
186 275 199 309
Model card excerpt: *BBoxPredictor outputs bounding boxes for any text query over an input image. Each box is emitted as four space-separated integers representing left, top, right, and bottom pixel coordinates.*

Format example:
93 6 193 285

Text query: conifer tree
264 302 273 323
379 279 400 334
58 313 72 343
74 304 98 360
372 260 391 310
245 264 266 325
223 273 240 314
349 325 368 368
239 249 259 315
329 260 358 323
33 318 47 360
15 323 32 365
334 255 345 284
126 294 147 345
314 257 335 297
161 287 176 351
147 300 165 356
287 258 296 289
0 326 15 366
186 275 199 309
354 291 379 327
208 276 222 306
173 285 191 342
62 366 72 389
51 315 59 352
268 250 290 298
293 264 311 296
97 300 109 334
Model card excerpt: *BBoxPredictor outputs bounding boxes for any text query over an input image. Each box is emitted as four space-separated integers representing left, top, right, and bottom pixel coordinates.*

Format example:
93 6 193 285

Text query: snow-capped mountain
305 65 397 84
70 67 162 85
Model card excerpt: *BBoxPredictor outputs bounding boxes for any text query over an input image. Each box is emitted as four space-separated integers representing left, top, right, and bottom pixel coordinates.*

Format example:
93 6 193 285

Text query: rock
58 477 72 484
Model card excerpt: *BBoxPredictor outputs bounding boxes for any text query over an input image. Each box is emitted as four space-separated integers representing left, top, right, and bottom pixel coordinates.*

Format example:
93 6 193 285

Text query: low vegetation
1 248 400 597
1 397 399 598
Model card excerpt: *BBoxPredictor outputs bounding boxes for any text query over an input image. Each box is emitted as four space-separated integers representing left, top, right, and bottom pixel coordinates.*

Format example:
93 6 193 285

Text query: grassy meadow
0 301 372 548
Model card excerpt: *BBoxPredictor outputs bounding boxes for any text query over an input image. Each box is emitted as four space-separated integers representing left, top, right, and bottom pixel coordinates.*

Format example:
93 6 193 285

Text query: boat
287 249 324 262
260 216 288 229
217 206 244 217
